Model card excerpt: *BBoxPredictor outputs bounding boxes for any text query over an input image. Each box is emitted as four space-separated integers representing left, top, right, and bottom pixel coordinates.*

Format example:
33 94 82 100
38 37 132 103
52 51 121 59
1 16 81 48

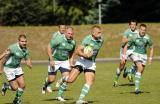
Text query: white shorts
120 48 134 60
48 60 71 74
75 57 96 71
3 67 24 81
131 52 147 65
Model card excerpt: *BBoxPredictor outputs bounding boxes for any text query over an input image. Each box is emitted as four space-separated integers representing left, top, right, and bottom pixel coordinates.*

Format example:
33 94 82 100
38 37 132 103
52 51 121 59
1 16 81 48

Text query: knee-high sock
79 84 90 100
135 72 141 90
43 78 51 89
15 88 24 100
57 82 67 97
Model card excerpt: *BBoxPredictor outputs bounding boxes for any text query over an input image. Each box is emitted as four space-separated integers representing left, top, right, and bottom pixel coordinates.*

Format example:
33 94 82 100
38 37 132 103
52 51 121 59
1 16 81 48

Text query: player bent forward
1 34 32 104
56 25 104 104
41 27 76 102
123 24 153 94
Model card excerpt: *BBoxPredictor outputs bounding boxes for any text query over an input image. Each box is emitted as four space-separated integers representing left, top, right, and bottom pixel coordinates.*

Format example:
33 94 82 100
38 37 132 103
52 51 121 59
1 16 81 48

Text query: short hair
92 25 101 30
66 26 74 31
58 25 66 28
129 20 138 25
18 34 27 41
140 24 147 28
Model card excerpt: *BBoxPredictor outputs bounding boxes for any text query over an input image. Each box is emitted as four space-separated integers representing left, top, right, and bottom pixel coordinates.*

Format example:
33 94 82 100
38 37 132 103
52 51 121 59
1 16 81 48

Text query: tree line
0 0 160 26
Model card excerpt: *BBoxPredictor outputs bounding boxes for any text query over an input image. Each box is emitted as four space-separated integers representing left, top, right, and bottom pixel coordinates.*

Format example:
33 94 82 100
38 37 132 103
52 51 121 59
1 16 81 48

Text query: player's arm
47 43 55 67
122 37 128 45
148 38 154 64
69 43 76 67
24 51 32 69
148 46 154 64
0 48 10 59
69 50 75 68
75 45 92 58
25 58 32 69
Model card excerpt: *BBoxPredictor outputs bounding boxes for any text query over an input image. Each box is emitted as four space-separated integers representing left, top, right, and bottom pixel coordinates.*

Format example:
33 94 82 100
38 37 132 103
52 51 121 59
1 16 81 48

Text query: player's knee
67 77 74 83
19 83 26 89
86 82 93 86
48 78 55 83
11 86 18 91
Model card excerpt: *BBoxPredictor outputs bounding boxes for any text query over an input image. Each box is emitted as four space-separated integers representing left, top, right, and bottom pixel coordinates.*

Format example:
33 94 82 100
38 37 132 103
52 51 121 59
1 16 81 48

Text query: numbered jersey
50 35 76 61
128 34 153 54
122 28 138 50
82 35 103 62
4 43 29 68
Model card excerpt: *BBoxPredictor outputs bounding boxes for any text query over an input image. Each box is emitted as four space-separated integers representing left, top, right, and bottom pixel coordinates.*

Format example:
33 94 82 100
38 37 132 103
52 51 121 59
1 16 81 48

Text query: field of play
0 61 159 104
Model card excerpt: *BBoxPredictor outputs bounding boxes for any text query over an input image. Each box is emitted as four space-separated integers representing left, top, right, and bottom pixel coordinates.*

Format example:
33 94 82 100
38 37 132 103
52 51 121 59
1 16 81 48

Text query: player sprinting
123 24 153 94
113 20 138 86
45 24 67 93
41 27 76 100
0 34 32 104
56 25 103 104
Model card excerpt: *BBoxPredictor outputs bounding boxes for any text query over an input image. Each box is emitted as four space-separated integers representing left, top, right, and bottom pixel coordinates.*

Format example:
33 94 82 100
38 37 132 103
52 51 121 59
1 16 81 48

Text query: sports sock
114 68 121 82
5 83 11 90
15 88 24 100
57 82 67 97
135 72 141 90
43 78 51 89
79 84 90 100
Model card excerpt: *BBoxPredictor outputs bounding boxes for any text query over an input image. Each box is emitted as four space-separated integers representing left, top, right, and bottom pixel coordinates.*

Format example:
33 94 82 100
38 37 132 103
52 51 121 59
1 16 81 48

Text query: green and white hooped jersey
50 34 76 61
127 33 153 55
4 43 29 68
81 35 103 62
122 28 138 50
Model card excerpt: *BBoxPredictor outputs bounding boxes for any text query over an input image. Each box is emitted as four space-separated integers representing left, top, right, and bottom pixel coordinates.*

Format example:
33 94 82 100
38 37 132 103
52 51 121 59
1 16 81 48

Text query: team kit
0 21 154 104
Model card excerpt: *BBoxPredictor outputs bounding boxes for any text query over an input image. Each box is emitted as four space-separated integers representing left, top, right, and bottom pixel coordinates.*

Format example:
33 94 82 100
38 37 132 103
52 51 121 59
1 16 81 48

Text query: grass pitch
0 61 160 104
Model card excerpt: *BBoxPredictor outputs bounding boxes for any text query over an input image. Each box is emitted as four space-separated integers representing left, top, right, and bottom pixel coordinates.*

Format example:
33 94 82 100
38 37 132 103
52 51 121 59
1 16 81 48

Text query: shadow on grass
4 101 30 104
42 98 73 102
119 83 135 86
64 100 99 104
52 89 71 92
120 91 151 94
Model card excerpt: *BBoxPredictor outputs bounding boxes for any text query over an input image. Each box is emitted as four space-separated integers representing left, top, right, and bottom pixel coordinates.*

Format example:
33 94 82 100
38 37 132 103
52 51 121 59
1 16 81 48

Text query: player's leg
113 60 126 86
12 74 25 104
76 70 95 104
1 67 18 96
134 61 144 94
127 63 136 82
113 48 126 86
42 65 57 94
56 66 81 101
56 66 70 102
42 74 56 94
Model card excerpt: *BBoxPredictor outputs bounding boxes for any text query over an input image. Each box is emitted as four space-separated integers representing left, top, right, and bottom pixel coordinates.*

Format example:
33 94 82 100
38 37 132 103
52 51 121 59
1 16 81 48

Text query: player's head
18 34 27 48
58 25 66 34
91 25 102 40
65 27 74 40
139 24 147 36
129 20 138 32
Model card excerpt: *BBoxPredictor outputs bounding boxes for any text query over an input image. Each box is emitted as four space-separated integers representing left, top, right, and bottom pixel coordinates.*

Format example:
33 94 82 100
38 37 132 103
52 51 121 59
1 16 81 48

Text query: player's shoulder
84 35 91 39
144 34 151 40
9 43 17 49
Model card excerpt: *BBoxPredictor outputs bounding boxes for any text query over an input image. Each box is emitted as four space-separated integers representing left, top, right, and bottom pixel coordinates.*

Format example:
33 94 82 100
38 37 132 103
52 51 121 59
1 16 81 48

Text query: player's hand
148 57 152 64
26 59 32 69
27 63 32 69
50 60 55 68
3 49 10 56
